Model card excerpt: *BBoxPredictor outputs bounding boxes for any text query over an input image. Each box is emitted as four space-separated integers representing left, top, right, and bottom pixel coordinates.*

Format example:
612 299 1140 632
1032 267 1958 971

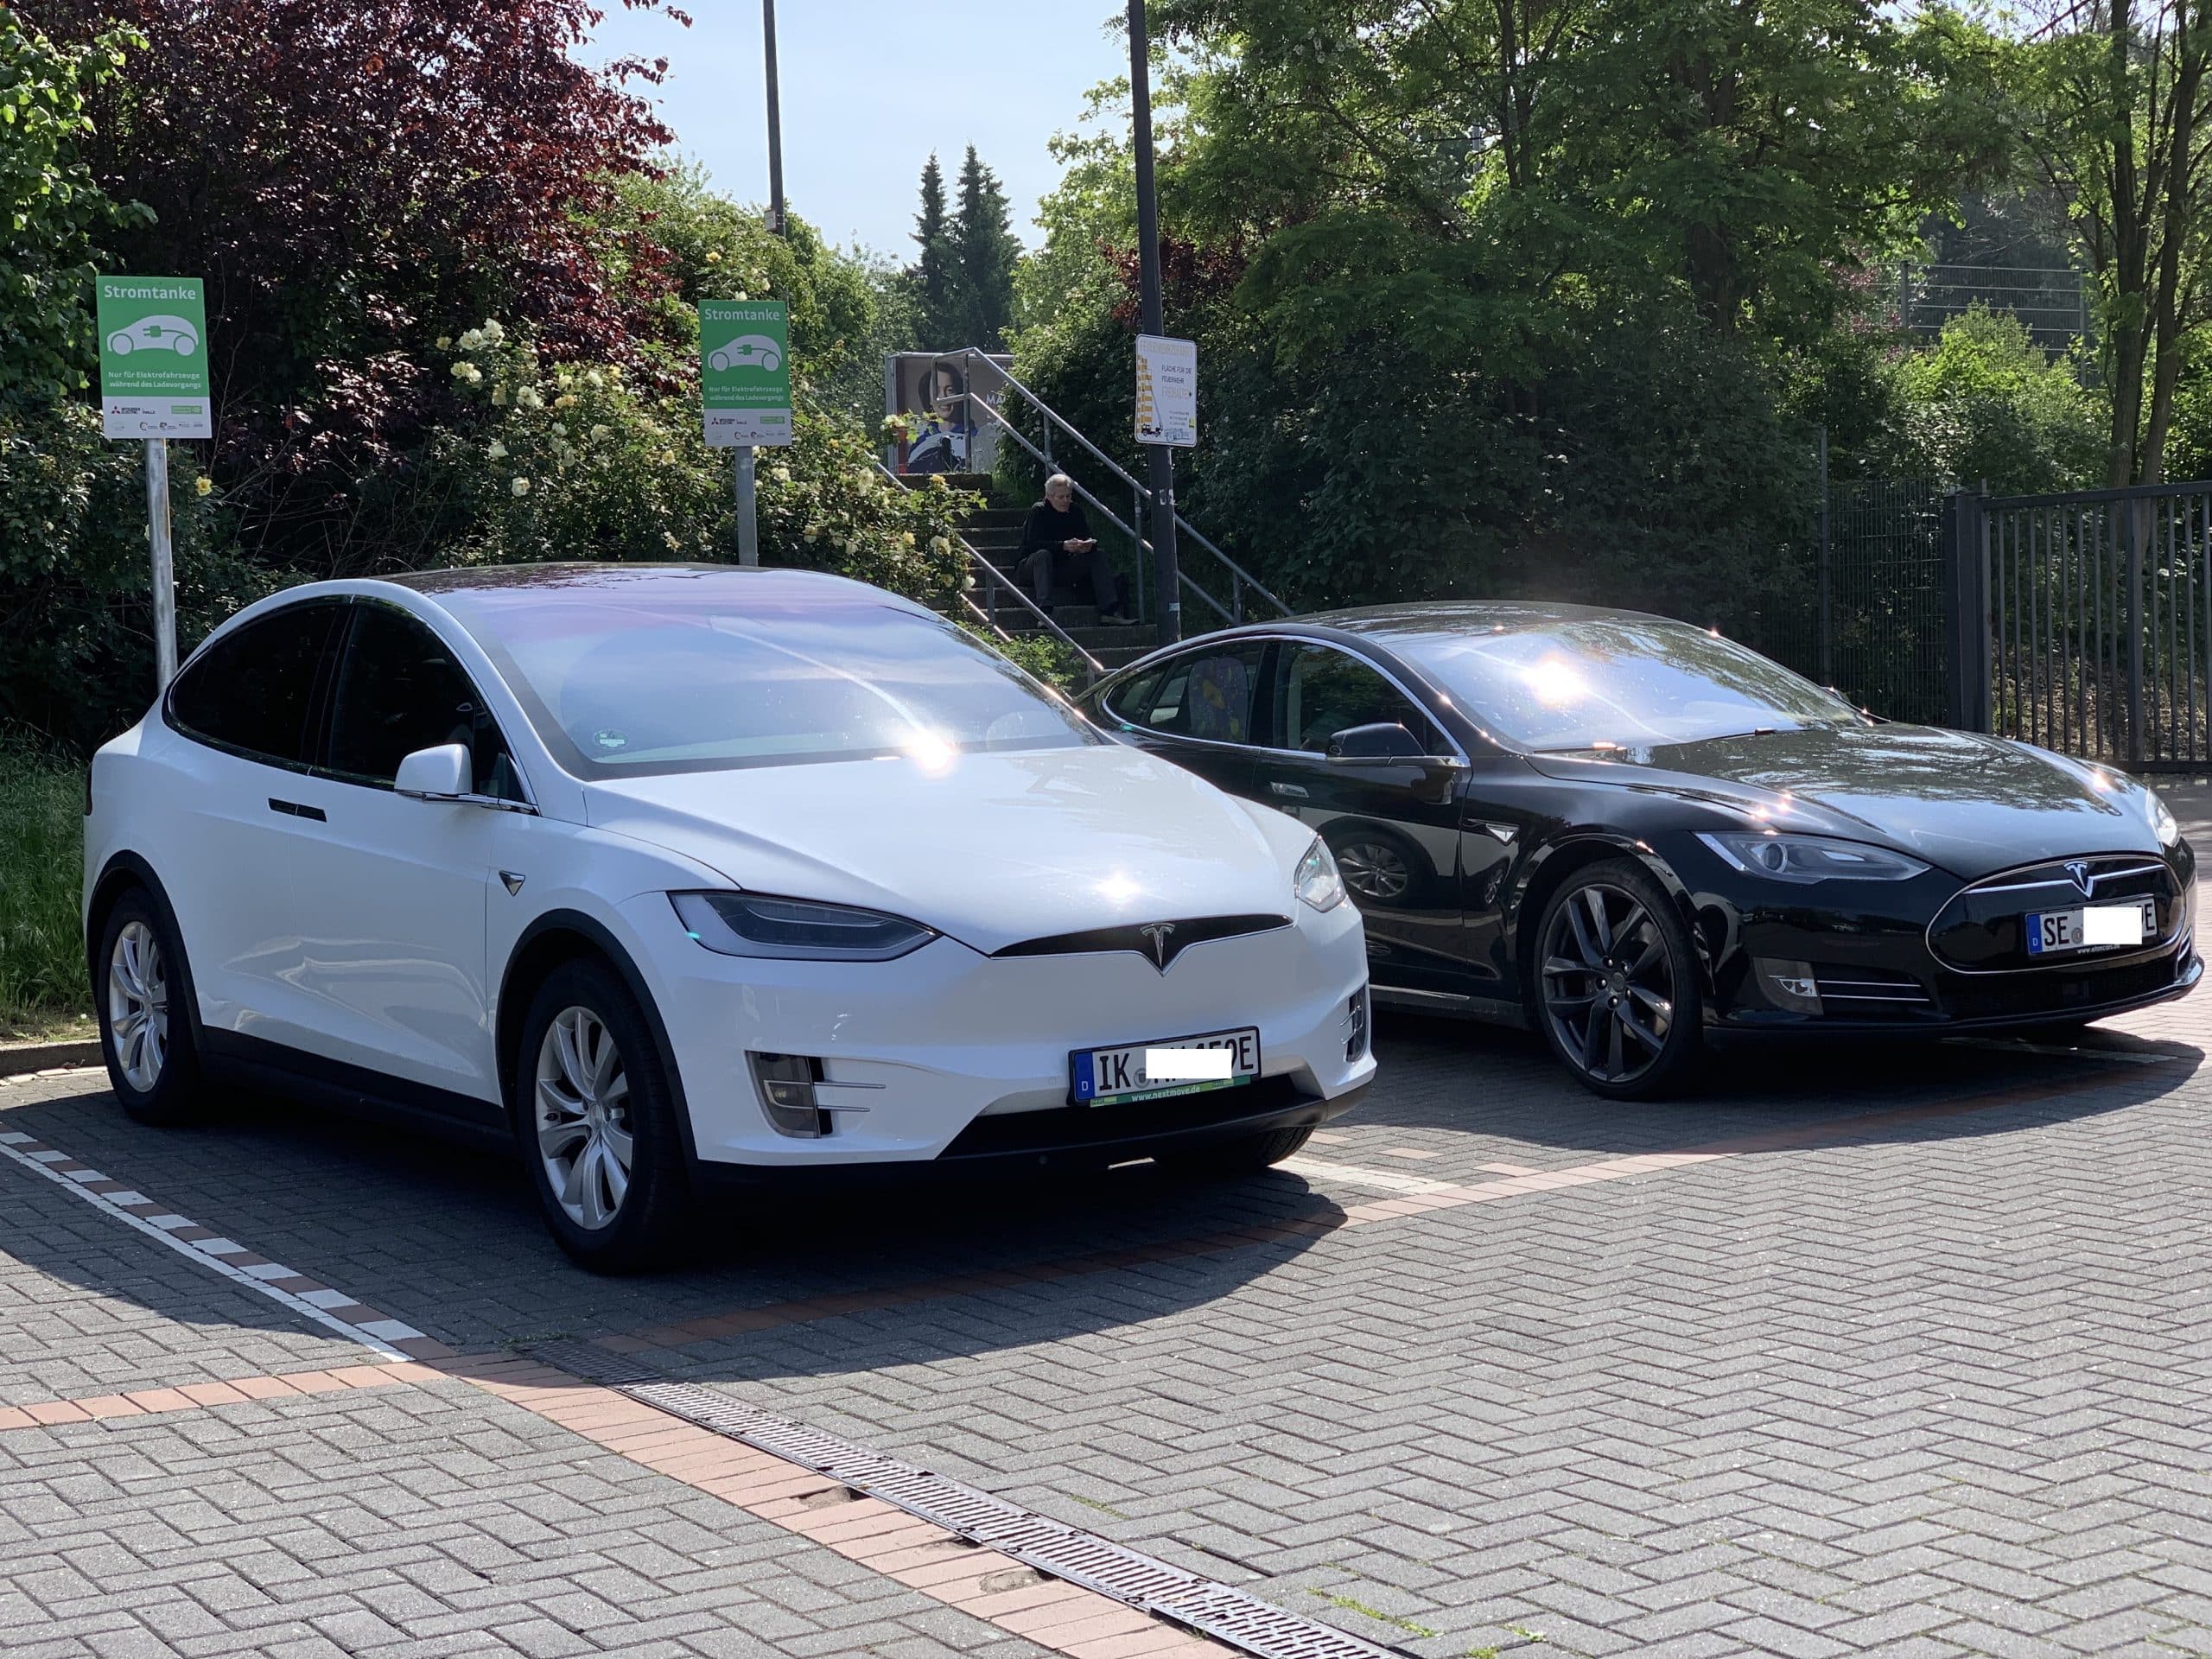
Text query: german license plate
1071 1027 1260 1106
2024 899 2157 956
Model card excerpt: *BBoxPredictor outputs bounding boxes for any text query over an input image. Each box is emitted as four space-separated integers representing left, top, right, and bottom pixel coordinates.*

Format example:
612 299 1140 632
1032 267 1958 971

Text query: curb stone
0 1040 101 1078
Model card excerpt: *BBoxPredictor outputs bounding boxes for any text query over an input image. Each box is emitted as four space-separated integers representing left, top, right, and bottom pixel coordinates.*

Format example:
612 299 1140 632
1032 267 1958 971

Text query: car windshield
1392 617 1859 752
436 575 1096 776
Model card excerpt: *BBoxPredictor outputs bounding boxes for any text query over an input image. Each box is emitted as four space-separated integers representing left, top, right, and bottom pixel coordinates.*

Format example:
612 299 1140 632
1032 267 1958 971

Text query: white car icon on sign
709 334 782 374
110 315 200 357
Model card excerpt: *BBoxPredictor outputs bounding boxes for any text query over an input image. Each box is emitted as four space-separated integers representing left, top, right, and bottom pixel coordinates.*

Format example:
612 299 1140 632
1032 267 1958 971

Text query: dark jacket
1018 499 1092 562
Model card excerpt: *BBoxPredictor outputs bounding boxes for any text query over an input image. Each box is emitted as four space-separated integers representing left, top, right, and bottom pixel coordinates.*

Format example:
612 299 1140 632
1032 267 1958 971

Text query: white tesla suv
84 566 1375 1268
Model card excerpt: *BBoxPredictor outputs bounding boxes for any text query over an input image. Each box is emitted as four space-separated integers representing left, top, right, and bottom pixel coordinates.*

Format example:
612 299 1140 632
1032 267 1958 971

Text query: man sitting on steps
1017 474 1137 624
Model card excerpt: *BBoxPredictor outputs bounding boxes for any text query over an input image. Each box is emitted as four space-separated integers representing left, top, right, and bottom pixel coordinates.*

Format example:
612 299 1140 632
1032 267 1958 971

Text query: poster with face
885 353 1011 474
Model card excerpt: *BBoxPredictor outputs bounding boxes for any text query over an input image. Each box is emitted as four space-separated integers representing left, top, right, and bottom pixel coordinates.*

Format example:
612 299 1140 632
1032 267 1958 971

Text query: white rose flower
589 423 611 442
486 440 508 461
511 476 531 497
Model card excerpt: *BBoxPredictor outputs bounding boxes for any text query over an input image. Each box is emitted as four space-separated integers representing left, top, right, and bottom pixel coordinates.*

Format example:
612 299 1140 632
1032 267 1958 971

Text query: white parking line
0 1132 414 1361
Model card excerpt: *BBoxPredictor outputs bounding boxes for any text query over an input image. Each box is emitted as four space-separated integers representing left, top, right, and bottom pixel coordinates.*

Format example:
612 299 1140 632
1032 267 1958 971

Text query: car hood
1524 722 2166 877
583 744 1311 954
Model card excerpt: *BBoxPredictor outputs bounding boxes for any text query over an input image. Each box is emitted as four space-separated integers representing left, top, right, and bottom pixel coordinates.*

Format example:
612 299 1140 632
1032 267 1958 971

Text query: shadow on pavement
0 1001 2196 1377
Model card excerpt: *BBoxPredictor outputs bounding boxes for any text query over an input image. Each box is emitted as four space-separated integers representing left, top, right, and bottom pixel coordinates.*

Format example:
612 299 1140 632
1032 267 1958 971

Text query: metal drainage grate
533 1341 1414 1659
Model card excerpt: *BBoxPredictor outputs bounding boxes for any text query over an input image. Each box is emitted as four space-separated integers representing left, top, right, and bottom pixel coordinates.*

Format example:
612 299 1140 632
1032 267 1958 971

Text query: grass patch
1065 1493 1130 1521
0 742 88 1030
1308 1589 1438 1639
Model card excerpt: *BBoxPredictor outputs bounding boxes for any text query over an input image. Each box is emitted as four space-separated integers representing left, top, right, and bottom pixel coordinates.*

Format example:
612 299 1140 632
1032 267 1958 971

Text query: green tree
1007 0 2006 627
0 11 141 409
2014 0 2212 485
908 151 963 346
951 144 1020 349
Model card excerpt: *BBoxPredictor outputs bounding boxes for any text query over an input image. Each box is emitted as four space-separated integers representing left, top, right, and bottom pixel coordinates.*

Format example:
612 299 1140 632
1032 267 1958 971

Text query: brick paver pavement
8 805 2212 1656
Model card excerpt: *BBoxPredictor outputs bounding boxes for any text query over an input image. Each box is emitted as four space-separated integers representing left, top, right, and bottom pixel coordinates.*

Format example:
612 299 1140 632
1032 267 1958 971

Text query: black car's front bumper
1686 837 2201 1037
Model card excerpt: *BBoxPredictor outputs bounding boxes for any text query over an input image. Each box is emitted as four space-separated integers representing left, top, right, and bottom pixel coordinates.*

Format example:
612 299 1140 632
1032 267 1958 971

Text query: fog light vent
749 1052 830 1137
1344 984 1371 1062
1753 957 1822 1015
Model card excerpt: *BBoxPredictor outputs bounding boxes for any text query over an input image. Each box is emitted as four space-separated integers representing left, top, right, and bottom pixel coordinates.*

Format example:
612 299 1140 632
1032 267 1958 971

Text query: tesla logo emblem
1138 922 1178 972
2065 860 2093 894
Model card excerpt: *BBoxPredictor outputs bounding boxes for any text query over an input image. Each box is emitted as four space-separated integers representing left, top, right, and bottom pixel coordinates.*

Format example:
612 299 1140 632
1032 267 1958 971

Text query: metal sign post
701 299 792 565
1128 0 1185 648
145 439 178 687
96 274 212 691
735 448 760 567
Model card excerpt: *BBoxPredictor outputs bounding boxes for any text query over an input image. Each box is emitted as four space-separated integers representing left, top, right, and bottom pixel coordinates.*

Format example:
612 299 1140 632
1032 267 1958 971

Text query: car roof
1286 599 1681 641
384 562 883 600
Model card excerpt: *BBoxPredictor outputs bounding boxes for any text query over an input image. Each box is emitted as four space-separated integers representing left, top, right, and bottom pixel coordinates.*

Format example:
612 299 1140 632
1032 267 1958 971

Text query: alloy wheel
1337 839 1412 903
535 1006 634 1231
107 921 168 1092
1540 882 1676 1085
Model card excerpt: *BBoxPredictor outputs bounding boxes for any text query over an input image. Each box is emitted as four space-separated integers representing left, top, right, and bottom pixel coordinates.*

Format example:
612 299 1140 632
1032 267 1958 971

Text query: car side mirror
394 742 472 801
1327 722 1426 762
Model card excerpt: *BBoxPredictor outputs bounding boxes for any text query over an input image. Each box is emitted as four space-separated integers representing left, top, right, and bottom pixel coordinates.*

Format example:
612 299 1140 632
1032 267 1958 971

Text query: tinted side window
326 603 522 798
1276 644 1442 755
1112 642 1268 746
168 603 342 766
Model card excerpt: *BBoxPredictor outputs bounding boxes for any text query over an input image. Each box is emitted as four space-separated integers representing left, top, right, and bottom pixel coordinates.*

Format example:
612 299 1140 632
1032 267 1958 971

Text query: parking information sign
701 299 792 448
1135 333 1197 448
97 276 212 440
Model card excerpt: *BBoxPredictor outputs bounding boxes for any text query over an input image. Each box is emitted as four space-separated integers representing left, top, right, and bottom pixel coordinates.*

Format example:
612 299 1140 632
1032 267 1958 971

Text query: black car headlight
1696 831 1929 884
671 892 937 961
2145 786 2181 849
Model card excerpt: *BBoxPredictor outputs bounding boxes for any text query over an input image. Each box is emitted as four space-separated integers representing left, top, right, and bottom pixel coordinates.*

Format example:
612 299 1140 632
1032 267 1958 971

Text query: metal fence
1777 476 2212 766
1770 476 1952 725
1985 483 2212 768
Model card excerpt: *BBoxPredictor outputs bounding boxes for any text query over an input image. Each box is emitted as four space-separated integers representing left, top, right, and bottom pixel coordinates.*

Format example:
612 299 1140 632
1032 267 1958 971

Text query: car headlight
671 892 937 961
1696 831 1929 883
1295 837 1345 912
2145 787 2181 848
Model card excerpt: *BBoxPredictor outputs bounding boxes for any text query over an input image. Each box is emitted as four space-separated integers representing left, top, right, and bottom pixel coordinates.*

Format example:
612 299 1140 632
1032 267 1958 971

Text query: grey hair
1045 473 1074 493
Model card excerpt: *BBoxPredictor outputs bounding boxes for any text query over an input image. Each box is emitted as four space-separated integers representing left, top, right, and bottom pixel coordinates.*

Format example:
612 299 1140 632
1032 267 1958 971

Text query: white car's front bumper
620 891 1375 1171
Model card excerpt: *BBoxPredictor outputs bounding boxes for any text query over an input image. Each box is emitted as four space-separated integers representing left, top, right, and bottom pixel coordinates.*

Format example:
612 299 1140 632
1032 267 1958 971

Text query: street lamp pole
763 0 786 237
1128 0 1180 647
737 0 786 566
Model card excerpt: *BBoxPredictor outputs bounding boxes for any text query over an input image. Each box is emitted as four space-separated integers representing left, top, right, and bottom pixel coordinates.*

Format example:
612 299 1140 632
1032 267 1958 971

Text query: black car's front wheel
1534 859 1702 1099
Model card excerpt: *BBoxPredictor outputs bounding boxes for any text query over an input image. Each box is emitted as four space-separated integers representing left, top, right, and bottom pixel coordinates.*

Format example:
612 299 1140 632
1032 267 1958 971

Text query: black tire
93 887 205 1126
1531 857 1703 1100
514 957 695 1273
1157 1123 1315 1179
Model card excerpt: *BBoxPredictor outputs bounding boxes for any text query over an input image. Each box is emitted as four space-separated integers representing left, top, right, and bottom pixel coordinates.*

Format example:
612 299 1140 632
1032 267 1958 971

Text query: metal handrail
950 347 1291 623
874 461 1105 683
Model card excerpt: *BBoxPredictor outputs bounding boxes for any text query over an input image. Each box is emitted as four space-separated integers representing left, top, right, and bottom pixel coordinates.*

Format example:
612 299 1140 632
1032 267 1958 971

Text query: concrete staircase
958 503 1154 672
897 474 1157 675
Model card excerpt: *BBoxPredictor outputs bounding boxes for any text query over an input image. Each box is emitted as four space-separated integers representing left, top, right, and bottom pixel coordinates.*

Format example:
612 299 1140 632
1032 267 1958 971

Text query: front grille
1814 966 1936 1016
994 913 1289 972
1942 948 2189 1020
1928 855 2178 972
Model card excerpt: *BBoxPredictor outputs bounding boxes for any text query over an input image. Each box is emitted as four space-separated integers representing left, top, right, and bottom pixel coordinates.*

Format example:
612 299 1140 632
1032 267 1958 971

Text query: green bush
0 402 277 753
1879 307 2103 493
429 323 973 601
0 741 88 1027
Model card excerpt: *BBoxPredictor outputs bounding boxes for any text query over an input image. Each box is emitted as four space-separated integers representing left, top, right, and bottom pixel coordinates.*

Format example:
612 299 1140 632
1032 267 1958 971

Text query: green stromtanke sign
97 275 212 440
701 298 791 448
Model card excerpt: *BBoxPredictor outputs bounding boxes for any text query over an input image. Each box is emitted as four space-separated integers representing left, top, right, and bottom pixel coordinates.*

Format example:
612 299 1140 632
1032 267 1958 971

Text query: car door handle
268 798 327 823
1269 782 1309 799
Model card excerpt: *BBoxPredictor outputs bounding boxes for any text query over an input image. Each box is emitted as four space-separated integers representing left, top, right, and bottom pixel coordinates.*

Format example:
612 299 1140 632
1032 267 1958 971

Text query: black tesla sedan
1076 601 2199 1097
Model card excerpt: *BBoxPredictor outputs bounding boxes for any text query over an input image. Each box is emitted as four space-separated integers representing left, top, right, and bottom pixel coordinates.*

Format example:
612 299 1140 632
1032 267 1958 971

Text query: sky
581 3 1132 259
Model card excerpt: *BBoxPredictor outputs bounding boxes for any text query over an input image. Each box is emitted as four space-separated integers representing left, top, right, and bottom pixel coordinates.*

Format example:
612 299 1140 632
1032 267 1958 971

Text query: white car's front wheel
517 958 695 1272
95 890 204 1126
